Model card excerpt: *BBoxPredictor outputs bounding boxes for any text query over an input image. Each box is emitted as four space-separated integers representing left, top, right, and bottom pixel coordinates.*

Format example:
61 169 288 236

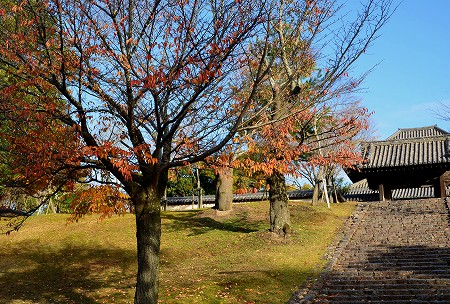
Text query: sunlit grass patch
161 200 355 303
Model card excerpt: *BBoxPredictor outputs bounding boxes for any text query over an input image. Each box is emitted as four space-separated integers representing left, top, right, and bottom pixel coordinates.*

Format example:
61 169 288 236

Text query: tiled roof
361 126 450 169
387 125 449 140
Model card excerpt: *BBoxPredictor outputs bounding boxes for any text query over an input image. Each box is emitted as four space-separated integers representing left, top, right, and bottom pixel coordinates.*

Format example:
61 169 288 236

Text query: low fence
165 185 450 208
165 190 315 206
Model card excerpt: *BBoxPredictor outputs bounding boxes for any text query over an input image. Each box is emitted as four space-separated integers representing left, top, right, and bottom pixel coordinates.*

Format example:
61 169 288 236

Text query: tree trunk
267 170 291 235
312 166 324 206
215 166 234 211
133 185 162 304
312 180 321 206
331 187 338 204
198 187 203 209
195 167 203 208
162 187 167 211
331 181 339 204
337 190 347 203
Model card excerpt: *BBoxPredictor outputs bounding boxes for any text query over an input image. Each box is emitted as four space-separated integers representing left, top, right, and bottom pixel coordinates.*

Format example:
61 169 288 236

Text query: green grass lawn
0 200 356 304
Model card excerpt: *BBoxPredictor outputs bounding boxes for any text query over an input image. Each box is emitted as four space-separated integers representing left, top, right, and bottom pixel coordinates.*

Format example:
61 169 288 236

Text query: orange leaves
308 149 363 168
126 37 135 46
1 105 83 194
82 144 132 182
133 144 158 166
231 96 370 179
129 79 141 87
208 151 235 170
81 143 159 182
119 16 129 28
189 68 217 86
11 4 23 13
143 74 158 89
68 185 130 222
142 68 175 90
208 43 221 55
0 0 277 190
45 38 56 48
173 133 201 157
111 158 134 182
90 67 101 77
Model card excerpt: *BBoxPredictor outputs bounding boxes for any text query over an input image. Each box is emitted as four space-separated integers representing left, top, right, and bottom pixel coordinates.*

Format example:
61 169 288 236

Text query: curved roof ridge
386 125 449 140
364 134 450 146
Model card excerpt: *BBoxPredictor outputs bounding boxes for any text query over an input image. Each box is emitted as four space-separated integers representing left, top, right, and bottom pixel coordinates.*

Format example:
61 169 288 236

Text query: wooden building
346 126 450 201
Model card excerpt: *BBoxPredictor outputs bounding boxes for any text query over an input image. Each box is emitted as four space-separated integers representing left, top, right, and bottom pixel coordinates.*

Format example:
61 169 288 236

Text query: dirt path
290 198 450 303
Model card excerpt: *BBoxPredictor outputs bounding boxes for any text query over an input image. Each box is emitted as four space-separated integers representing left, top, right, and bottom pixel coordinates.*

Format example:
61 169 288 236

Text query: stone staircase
290 199 450 303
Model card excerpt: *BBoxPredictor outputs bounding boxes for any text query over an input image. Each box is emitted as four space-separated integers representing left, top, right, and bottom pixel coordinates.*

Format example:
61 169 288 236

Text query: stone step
313 301 445 304
335 264 450 271
322 285 450 298
290 199 450 304
326 276 450 284
317 294 450 302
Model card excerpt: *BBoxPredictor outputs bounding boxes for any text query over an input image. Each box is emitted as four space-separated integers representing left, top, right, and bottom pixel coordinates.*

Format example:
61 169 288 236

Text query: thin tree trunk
322 177 330 208
337 190 347 202
331 181 338 204
215 166 234 211
195 167 203 208
198 187 203 209
133 186 162 304
312 166 324 206
267 170 291 235
162 187 167 211
312 180 321 206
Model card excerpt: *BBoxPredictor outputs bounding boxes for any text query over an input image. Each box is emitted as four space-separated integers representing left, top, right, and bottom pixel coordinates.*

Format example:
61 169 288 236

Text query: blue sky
350 0 450 139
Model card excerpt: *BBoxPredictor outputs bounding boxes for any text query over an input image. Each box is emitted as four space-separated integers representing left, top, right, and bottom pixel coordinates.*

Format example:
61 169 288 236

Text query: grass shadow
162 211 260 235
0 241 136 304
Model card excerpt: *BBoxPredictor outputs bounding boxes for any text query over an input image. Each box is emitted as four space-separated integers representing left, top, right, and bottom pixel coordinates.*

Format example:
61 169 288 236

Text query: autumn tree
313 110 379 205
233 0 393 234
213 152 236 211
297 100 371 205
0 0 272 303
211 145 242 211
0 44 78 225
212 149 264 211
0 86 82 227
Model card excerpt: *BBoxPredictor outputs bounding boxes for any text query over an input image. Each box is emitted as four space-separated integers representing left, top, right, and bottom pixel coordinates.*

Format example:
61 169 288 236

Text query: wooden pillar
378 183 385 201
385 187 392 200
378 183 392 201
435 174 446 198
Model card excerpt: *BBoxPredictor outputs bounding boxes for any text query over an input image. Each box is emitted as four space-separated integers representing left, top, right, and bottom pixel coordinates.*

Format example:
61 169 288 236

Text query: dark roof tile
360 126 450 169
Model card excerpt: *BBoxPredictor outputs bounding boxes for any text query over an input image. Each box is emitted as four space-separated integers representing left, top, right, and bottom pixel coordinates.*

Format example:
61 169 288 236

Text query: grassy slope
0 200 355 304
